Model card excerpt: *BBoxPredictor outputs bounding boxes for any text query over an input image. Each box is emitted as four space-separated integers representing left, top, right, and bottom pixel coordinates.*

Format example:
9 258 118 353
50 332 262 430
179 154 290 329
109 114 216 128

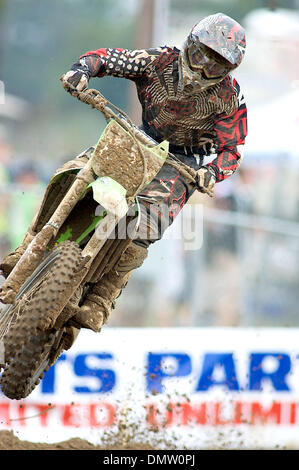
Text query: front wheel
1 329 61 399
0 241 83 399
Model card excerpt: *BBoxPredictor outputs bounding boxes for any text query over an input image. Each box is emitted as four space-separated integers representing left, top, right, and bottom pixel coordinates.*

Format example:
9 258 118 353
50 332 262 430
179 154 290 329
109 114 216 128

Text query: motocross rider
1 13 247 332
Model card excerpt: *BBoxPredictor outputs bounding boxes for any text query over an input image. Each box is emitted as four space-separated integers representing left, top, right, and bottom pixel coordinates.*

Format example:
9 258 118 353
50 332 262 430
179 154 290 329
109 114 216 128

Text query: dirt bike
0 78 176 400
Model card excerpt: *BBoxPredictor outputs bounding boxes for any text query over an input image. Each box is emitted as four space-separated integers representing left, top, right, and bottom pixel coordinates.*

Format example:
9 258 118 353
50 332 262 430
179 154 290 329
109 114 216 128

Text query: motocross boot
0 228 36 279
72 243 148 332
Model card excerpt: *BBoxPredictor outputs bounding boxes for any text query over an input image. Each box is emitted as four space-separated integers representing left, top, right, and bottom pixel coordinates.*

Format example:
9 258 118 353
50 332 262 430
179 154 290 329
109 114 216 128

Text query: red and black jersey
71 46 247 182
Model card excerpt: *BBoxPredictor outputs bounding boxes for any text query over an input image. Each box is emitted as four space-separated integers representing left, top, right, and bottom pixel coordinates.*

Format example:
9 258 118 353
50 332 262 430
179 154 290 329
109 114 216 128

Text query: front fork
0 162 141 308
0 160 95 304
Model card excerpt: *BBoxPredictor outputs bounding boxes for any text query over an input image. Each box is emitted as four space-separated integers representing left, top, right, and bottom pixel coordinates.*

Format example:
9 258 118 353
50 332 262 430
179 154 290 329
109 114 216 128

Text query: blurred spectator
0 130 12 263
8 160 44 250
0 128 12 185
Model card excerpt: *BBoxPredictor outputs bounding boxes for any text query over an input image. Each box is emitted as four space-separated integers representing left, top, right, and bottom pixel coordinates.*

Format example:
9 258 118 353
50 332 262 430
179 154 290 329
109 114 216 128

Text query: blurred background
0 0 298 328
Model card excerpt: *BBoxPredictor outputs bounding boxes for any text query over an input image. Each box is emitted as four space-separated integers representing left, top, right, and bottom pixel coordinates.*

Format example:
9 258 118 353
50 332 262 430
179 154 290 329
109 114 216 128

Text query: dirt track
0 430 157 450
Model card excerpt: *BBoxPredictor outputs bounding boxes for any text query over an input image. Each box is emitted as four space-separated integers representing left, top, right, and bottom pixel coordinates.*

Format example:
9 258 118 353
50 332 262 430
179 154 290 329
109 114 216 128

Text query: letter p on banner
146 353 192 393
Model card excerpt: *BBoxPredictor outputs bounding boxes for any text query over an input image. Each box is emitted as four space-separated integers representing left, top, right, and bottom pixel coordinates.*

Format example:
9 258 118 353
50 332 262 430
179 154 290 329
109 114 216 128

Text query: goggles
187 43 231 78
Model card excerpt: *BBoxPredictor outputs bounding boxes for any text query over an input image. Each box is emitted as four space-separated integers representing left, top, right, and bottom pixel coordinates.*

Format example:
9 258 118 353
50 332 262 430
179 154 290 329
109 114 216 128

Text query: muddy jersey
71 46 247 182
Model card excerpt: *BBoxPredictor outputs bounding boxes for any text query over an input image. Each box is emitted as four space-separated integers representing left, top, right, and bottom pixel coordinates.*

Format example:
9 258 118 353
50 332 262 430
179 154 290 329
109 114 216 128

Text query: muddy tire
3 241 82 360
0 241 83 400
1 329 60 399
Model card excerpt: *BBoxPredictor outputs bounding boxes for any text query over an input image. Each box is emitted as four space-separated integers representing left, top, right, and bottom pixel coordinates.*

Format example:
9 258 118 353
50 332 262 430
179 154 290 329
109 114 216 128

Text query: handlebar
61 75 118 120
60 75 158 148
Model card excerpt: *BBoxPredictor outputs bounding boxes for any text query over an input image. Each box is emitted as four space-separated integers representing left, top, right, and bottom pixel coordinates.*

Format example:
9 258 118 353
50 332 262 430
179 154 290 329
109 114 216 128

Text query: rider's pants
133 152 202 248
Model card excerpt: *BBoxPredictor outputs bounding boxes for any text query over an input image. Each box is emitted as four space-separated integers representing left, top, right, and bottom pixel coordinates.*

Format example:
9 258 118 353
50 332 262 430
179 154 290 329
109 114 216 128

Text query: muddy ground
0 430 157 450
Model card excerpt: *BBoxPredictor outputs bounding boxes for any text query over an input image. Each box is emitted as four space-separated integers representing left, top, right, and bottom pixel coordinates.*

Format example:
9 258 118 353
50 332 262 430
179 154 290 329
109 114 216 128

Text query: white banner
1 327 299 449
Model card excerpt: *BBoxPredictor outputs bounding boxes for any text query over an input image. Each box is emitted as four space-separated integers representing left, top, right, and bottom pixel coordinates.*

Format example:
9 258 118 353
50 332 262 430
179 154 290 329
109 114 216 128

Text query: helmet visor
188 43 231 78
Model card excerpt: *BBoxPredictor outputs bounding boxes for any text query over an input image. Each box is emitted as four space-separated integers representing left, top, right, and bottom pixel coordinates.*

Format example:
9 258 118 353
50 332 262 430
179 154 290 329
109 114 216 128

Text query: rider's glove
63 70 89 92
196 166 216 197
